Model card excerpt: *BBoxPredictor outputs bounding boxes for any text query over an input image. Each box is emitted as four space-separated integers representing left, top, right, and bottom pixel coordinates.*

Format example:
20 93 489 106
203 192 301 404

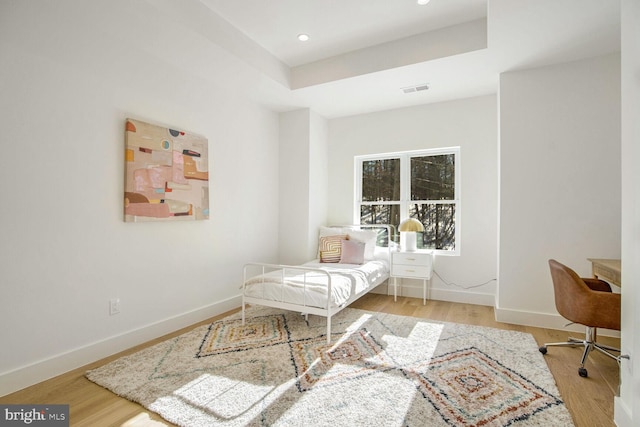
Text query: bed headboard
328 224 395 248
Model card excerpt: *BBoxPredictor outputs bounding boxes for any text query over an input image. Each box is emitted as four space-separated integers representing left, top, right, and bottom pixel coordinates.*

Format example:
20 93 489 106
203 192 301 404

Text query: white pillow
347 229 377 260
318 226 346 238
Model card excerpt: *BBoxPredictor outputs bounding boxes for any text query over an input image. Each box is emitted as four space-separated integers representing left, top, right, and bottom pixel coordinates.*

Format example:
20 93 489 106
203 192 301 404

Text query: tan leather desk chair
539 259 621 377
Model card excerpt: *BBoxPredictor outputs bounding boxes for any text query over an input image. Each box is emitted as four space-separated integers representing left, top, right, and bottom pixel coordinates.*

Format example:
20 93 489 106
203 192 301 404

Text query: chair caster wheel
539 346 547 354
578 367 588 377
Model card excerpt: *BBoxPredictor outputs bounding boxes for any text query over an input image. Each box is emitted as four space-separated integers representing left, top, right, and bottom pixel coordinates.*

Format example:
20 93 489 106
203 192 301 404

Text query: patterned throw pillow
319 235 347 263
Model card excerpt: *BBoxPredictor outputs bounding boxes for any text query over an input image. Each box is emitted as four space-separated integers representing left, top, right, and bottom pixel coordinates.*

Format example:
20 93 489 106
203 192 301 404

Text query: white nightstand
391 251 433 305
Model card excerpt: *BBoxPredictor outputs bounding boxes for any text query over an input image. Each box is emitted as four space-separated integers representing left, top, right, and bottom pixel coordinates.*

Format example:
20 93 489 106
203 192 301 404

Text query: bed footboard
242 263 335 343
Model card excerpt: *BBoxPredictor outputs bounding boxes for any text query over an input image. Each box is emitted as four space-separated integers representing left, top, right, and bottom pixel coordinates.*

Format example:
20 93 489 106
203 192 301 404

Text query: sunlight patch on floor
121 412 167 427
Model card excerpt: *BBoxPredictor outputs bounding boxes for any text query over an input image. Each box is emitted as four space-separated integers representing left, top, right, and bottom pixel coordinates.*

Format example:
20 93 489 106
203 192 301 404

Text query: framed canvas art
124 118 209 222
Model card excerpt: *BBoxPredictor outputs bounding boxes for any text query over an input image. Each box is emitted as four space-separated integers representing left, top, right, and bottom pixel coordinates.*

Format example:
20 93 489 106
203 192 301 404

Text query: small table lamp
399 218 424 252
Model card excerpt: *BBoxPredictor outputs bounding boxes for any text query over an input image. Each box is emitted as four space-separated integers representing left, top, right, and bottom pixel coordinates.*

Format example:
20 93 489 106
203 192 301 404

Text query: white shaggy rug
86 307 574 426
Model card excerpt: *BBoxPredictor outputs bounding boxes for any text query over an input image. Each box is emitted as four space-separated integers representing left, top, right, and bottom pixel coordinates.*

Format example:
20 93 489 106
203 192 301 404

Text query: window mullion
400 154 410 220
359 201 399 205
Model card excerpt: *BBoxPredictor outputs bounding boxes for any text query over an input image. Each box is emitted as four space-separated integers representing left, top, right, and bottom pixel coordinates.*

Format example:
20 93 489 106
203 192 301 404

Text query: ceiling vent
402 84 429 94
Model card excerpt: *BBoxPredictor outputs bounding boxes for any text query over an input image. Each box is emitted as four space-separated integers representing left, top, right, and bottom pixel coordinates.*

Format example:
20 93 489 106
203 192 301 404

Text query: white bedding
243 259 389 309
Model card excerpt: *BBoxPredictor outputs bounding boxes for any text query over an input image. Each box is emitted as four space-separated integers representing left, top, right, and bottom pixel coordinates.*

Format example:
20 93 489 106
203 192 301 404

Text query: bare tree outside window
361 159 400 202
360 205 400 227
410 155 456 250
410 204 455 250
360 159 401 242
357 149 459 253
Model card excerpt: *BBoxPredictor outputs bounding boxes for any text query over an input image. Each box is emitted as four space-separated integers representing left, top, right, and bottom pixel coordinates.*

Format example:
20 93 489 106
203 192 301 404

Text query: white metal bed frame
242 225 392 343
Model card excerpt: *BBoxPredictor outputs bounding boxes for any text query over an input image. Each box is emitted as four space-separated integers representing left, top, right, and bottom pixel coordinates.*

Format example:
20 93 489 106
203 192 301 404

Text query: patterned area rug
86 307 574 426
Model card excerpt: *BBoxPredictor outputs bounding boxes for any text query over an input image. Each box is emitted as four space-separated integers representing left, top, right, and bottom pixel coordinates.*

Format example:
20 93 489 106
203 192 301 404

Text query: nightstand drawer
391 265 431 278
390 250 433 305
392 252 432 266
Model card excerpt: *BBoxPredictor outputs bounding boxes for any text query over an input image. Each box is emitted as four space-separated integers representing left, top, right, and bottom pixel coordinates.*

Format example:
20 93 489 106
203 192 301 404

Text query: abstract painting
124 118 209 222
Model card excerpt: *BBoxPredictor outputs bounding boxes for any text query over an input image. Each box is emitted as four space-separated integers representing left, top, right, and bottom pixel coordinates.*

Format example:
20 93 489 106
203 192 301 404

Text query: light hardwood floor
1 294 620 427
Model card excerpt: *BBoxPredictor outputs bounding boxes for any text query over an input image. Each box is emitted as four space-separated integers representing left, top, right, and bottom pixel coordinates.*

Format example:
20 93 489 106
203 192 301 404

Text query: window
355 147 460 254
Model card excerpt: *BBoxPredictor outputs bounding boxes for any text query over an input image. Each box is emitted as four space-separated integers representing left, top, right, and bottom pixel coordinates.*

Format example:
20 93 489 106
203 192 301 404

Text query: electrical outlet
109 298 121 315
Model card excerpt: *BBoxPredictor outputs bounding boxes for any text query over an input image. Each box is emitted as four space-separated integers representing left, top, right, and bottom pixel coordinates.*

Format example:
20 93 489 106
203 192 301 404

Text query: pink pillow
340 239 365 264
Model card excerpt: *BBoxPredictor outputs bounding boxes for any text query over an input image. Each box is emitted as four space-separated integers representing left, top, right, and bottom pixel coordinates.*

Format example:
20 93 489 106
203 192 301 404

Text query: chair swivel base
539 332 621 378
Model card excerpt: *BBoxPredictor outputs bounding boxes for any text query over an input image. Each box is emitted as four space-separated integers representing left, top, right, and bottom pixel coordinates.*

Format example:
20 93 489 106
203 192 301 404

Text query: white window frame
354 147 461 256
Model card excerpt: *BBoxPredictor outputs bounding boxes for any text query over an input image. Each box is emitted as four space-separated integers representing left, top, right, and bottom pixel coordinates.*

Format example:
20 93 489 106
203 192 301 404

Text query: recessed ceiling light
297 34 310 42
417 0 431 5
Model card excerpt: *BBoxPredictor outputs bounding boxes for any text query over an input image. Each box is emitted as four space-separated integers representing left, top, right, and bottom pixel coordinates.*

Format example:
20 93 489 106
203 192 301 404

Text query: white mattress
243 259 389 309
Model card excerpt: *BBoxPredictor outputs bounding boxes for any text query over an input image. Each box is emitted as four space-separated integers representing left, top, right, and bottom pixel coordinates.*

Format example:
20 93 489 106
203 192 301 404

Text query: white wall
0 0 280 395
279 109 311 264
616 0 640 425
279 109 329 264
327 96 498 305
308 111 329 257
497 53 621 328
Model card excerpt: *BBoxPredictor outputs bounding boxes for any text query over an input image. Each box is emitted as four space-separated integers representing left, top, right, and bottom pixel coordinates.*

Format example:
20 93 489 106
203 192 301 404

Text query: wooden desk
587 258 621 287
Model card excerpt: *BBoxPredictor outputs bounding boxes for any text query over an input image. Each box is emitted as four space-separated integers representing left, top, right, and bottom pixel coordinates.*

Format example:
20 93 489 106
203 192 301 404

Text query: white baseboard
428 287 495 307
371 283 620 338
371 282 495 307
614 396 633 427
0 296 241 397
494 305 620 338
